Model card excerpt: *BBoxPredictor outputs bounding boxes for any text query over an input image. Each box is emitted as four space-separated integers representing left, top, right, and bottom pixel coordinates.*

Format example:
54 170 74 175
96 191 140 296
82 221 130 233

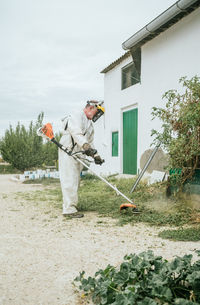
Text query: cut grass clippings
15 187 62 213
158 226 200 241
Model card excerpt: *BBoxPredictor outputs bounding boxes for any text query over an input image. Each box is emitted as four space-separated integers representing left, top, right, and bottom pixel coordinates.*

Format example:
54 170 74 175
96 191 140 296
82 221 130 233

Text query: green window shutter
112 132 118 157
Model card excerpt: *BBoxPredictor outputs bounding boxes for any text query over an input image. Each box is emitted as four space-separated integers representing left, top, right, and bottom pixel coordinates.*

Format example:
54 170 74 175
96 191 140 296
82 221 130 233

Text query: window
121 62 140 89
112 131 118 156
121 47 141 90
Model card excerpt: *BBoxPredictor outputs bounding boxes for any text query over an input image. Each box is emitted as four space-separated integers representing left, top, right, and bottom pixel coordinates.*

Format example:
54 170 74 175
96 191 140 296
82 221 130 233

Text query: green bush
0 164 22 174
75 250 200 305
0 113 44 170
152 76 200 187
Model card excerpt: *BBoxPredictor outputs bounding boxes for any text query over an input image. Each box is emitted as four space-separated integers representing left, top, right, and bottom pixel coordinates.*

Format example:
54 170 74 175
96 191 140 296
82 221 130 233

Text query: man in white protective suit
59 100 105 218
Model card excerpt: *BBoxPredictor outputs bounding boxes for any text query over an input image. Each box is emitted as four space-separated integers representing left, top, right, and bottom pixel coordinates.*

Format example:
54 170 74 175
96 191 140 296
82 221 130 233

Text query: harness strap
64 120 76 153
64 120 68 131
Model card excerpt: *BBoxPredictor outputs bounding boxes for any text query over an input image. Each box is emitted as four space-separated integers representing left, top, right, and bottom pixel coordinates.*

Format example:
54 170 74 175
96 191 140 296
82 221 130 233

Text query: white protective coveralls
59 109 95 215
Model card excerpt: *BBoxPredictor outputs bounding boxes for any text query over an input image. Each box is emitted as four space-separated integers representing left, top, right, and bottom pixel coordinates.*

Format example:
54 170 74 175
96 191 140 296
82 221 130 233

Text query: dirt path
0 175 199 305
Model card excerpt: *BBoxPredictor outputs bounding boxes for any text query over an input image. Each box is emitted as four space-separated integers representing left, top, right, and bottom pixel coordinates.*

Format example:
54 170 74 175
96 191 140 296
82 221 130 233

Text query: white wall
140 7 200 156
93 7 200 176
92 55 139 175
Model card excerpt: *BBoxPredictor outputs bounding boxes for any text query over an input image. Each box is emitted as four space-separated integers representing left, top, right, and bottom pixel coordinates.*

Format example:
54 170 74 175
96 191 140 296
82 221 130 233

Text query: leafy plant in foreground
74 250 200 305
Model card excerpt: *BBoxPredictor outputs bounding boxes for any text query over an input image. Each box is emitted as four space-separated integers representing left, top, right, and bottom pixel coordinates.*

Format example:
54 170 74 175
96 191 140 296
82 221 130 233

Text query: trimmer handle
51 137 64 150
83 148 97 157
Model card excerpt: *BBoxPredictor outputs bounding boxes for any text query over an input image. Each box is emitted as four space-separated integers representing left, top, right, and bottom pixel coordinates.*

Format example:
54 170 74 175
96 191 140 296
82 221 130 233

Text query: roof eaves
100 51 131 74
122 0 200 50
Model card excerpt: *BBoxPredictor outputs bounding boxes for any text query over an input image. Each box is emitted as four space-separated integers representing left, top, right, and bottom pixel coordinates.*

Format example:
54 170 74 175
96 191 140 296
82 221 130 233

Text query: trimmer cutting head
120 203 140 214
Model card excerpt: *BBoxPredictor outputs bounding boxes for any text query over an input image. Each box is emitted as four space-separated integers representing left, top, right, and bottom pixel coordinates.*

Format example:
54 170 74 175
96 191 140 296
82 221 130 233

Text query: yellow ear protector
92 104 105 122
87 100 105 122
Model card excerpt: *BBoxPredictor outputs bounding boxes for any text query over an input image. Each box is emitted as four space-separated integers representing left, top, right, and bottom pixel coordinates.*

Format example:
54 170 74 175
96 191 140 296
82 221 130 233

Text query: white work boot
62 205 68 215
63 212 84 218
62 204 84 218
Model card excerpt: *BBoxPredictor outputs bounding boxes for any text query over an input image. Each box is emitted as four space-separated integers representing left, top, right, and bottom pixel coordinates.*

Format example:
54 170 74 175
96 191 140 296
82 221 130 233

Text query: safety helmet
87 100 105 122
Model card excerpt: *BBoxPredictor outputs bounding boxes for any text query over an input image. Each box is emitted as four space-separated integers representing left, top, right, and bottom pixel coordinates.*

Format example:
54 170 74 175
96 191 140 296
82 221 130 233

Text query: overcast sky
0 0 176 137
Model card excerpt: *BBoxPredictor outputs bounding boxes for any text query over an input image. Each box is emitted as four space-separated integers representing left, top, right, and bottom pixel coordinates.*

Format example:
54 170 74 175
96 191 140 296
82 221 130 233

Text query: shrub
152 76 200 187
0 164 21 174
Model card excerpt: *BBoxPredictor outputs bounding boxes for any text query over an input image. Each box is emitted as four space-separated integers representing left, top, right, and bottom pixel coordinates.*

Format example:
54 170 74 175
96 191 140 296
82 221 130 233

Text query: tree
0 113 44 170
42 132 62 166
151 76 200 187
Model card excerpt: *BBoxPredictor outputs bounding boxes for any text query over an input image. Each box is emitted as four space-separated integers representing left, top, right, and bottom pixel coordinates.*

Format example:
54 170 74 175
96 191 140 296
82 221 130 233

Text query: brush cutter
37 123 140 214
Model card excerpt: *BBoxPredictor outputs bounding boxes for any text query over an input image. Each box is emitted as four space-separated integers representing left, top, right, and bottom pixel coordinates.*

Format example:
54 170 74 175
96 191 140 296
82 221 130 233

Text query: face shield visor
87 100 105 122
92 105 105 122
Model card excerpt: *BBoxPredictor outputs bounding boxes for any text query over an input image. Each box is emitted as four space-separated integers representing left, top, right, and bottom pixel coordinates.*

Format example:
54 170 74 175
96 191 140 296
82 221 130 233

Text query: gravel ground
0 174 199 305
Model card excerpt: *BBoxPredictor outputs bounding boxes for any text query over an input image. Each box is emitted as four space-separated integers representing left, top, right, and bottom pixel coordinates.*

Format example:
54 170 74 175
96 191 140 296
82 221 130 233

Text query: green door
123 108 138 174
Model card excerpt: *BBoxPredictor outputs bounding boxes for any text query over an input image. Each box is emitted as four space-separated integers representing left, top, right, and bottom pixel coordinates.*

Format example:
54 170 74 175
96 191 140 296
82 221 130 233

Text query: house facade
93 0 200 177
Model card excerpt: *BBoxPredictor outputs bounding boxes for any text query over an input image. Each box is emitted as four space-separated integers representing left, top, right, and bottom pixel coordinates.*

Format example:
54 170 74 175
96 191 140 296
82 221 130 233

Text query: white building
93 0 200 177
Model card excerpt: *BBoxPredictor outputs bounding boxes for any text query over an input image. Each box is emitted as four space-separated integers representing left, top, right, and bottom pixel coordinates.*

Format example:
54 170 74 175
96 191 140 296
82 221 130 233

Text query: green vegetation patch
159 226 200 241
0 164 21 174
74 250 200 305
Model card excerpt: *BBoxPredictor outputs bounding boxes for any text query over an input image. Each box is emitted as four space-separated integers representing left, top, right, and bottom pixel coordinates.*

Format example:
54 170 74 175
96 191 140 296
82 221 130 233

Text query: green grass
0 164 21 174
158 226 200 241
16 175 200 237
78 176 194 227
